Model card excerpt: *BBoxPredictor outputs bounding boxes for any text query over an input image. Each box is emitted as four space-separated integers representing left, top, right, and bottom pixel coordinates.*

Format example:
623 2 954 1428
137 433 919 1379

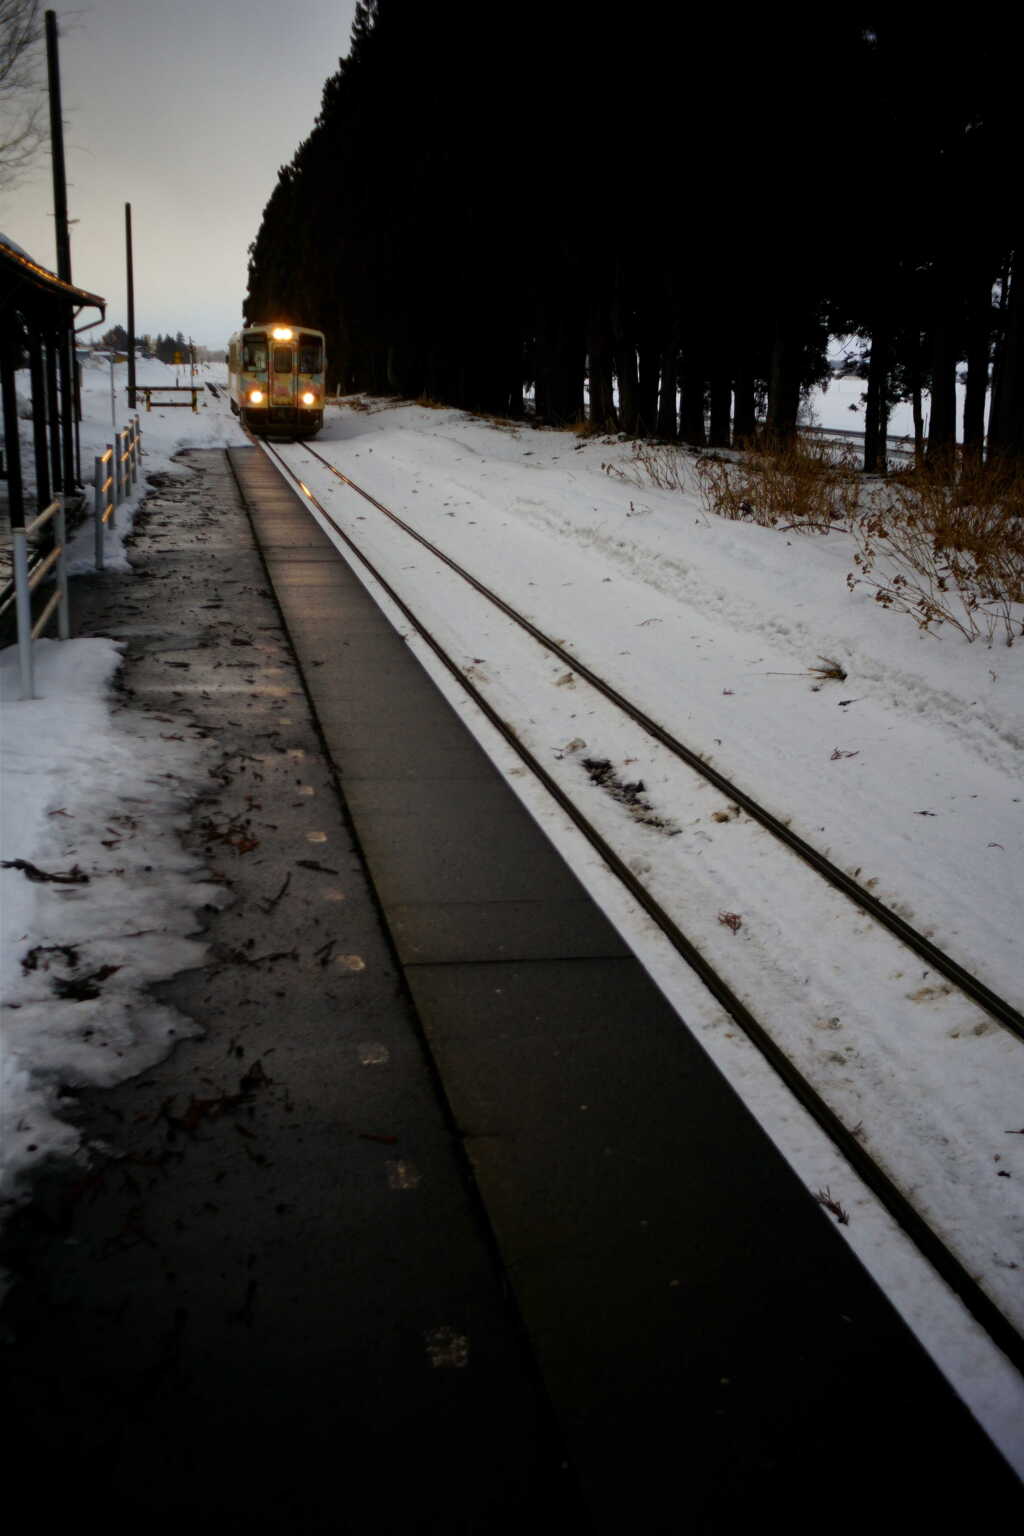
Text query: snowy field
806 342 969 440
2 359 1022 1471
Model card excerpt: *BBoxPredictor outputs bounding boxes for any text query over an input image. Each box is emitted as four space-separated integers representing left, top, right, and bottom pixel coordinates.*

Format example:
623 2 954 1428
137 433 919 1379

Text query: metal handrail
27 542 64 589
10 412 142 694
31 587 63 640
25 496 62 536
94 415 141 570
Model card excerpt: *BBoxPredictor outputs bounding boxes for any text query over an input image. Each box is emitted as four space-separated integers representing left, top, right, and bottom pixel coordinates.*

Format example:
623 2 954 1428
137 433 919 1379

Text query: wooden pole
45 11 72 284
126 202 137 408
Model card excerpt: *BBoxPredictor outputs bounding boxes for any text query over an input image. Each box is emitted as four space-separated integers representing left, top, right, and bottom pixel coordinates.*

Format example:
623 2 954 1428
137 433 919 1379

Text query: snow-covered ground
1 356 245 1204
276 396 1023 1470
2 362 1022 1470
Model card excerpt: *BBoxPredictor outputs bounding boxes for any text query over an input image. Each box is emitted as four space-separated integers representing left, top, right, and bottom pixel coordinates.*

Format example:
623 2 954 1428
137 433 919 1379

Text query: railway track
252 431 1024 1377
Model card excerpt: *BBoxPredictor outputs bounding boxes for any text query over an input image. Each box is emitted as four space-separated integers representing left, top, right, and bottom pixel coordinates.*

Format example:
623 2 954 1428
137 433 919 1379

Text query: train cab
227 324 326 438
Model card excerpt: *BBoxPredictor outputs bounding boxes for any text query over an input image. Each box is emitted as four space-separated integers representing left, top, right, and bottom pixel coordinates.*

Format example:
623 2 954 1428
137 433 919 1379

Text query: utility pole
45 9 77 489
45 11 71 284
126 202 137 409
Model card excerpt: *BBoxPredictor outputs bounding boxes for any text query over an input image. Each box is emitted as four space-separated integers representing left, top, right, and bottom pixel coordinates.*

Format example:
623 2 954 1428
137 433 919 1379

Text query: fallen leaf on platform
240 1059 272 1092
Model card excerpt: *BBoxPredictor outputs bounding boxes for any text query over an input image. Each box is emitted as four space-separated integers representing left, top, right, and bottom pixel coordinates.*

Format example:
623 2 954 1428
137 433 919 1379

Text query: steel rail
295 438 1024 1044
255 433 1024 1376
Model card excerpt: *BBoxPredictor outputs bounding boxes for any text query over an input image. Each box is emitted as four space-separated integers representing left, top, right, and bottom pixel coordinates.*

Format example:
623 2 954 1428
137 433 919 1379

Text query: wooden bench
135 385 200 412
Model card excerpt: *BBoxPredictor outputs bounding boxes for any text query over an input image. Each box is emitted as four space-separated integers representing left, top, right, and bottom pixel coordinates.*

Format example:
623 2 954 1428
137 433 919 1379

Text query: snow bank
1 636 223 1203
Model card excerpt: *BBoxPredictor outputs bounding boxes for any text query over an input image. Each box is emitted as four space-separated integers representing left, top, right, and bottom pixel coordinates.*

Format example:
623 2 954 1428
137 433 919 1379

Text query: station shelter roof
0 233 105 322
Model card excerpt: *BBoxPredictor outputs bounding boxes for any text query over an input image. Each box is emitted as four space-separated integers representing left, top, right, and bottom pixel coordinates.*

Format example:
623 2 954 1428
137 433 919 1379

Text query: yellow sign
173 351 183 364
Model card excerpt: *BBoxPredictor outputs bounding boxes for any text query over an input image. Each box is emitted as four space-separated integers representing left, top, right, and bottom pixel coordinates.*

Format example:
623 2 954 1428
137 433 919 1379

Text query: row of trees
245 4 1023 466
147 330 190 364
99 325 197 364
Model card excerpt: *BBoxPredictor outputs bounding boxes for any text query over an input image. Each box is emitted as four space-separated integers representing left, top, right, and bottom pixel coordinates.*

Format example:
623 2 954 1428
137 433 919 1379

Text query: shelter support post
13 529 35 698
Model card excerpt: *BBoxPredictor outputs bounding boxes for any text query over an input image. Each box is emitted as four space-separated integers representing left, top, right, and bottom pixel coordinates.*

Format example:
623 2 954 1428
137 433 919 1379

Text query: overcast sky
1 0 358 346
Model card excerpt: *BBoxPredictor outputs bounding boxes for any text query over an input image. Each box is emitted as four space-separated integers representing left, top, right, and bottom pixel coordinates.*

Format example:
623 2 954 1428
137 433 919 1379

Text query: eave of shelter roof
0 236 105 316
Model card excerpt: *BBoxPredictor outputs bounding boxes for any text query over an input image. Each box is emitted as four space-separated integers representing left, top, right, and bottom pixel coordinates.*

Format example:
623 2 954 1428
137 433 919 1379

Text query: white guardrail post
13 494 68 699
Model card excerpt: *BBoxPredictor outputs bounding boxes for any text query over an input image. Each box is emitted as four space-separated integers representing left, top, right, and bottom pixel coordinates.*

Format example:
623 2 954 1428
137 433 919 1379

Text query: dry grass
462 409 521 435
809 656 848 682
603 440 694 493
848 462 1024 645
694 439 863 531
685 438 1024 646
815 1187 850 1225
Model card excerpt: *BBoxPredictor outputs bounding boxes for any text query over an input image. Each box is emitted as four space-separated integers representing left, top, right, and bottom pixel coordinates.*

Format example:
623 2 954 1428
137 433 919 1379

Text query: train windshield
242 336 267 370
272 347 293 373
299 335 323 372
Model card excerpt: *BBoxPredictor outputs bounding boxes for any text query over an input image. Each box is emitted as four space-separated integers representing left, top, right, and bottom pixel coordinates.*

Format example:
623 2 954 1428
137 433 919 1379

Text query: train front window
272 347 293 373
299 336 323 372
242 337 267 370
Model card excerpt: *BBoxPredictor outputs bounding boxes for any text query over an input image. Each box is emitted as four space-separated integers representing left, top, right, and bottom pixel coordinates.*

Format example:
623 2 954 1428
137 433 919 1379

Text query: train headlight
271 326 294 341
249 388 264 404
302 391 316 406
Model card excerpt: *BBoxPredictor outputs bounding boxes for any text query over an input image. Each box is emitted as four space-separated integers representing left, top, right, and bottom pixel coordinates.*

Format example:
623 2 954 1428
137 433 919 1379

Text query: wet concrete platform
2 446 1019 1533
1 452 581 1535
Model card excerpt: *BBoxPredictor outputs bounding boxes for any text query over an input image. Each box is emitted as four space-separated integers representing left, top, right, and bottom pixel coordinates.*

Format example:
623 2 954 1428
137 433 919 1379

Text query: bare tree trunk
988 252 1023 465
708 357 731 448
962 270 991 466
656 340 677 439
908 330 925 468
678 344 706 447
615 346 640 437
534 298 584 426
732 356 755 443
766 312 800 447
551 329 585 425
587 308 617 431
926 266 959 469
636 332 659 436
863 321 889 474
988 251 1012 447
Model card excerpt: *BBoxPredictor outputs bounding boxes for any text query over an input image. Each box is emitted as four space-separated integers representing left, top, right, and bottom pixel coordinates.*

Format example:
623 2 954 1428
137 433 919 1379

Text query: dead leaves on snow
3 858 90 884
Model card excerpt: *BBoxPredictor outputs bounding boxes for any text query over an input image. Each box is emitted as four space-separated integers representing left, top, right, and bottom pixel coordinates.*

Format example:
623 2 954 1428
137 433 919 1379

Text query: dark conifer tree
242 5 1022 465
